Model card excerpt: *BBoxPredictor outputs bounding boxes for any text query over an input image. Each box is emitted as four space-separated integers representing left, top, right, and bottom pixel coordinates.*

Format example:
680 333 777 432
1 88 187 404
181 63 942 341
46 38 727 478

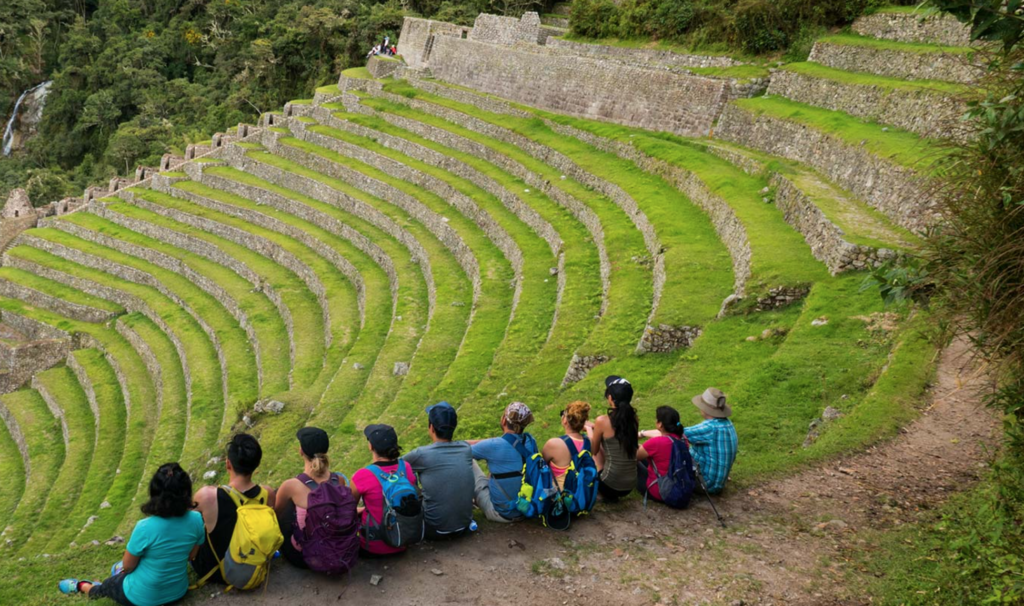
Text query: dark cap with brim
426 401 458 431
297 427 330 457
604 375 634 403
363 423 398 452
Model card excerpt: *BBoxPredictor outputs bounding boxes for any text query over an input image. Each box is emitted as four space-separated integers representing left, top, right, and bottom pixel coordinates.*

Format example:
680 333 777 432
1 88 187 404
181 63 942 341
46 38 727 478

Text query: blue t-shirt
124 510 205 606
472 435 526 519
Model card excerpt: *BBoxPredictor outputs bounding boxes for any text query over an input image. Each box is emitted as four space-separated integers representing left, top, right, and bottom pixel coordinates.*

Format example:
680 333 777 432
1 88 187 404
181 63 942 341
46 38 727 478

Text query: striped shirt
684 418 737 494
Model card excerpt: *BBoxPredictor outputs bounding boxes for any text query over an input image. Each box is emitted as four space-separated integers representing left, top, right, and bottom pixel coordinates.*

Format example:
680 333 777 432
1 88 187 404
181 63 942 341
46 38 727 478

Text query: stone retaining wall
32 368 71 447
771 173 897 274
219 142 436 314
809 39 982 84
470 12 542 46
46 219 266 395
0 280 115 323
426 35 729 137
397 17 472 70
95 199 301 385
545 37 740 69
16 234 232 412
364 88 662 317
115 319 165 419
261 128 483 303
852 11 972 47
341 93 610 313
5 256 195 428
768 69 972 143
367 55 401 79
561 353 609 386
0 389 30 476
716 103 936 233
311 106 561 257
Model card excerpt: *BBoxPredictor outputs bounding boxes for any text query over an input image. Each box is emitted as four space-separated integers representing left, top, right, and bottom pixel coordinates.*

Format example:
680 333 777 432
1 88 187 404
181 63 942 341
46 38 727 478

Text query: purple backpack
296 472 360 575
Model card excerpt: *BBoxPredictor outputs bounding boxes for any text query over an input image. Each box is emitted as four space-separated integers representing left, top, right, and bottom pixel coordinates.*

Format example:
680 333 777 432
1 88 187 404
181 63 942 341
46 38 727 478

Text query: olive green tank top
600 434 636 491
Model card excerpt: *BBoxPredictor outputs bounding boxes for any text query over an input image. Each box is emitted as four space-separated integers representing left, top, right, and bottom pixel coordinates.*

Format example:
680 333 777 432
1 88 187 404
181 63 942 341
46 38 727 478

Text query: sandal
58 579 100 595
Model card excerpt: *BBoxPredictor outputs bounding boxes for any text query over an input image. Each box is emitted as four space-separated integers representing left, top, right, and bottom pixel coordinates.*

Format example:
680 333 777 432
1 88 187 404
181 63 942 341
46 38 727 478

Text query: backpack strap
222 485 268 508
492 434 526 479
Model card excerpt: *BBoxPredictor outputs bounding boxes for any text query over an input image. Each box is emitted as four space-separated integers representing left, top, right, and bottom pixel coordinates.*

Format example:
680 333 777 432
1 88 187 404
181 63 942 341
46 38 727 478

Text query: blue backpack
362 460 425 548
501 433 557 522
560 436 599 516
644 435 696 509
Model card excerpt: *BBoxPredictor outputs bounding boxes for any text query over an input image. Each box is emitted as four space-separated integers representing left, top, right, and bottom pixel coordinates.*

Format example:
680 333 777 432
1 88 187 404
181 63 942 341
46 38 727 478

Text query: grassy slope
305 121 559 429
278 128 514 414
28 224 257 438
539 112 828 292
817 32 974 55
201 165 426 478
5 246 223 468
112 194 323 392
332 101 602 413
17 365 94 557
368 86 654 362
0 405 26 533
781 61 969 95
731 96 951 174
64 208 291 397
0 267 125 314
240 148 473 472
0 389 65 550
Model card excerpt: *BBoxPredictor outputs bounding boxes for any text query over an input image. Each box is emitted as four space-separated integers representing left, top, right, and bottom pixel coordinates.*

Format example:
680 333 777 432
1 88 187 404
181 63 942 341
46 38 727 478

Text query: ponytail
610 401 639 458
309 452 330 476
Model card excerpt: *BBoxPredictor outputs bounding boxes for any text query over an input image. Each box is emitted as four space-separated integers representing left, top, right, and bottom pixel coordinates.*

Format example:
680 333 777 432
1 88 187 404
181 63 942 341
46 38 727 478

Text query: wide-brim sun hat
691 387 732 418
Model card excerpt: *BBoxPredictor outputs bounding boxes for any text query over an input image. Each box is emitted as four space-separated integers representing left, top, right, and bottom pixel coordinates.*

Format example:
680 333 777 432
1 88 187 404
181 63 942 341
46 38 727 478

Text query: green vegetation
18 365 94 556
0 406 26 531
731 96 951 173
686 65 771 80
0 389 64 551
0 268 125 314
1 0 405 206
817 32 975 55
781 61 970 95
6 245 224 467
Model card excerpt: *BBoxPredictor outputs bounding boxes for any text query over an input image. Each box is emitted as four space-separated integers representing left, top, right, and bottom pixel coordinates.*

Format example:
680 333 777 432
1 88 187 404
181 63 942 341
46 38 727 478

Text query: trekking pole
693 463 726 529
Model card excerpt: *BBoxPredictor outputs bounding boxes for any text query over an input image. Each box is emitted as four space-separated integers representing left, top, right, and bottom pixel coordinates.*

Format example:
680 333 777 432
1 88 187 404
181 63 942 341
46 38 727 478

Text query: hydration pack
560 435 599 516
362 460 424 549
194 486 283 591
501 433 558 523
645 435 696 509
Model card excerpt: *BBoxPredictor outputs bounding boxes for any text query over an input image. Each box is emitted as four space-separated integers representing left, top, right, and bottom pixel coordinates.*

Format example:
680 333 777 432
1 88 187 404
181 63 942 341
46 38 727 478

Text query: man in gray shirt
403 401 475 539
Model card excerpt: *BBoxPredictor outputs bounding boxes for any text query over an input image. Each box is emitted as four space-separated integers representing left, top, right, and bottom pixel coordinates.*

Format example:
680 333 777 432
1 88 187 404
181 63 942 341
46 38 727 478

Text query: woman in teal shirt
60 463 206 606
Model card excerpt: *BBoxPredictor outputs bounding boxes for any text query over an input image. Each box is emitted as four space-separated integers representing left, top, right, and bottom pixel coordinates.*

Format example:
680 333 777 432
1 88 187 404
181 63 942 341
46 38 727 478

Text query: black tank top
191 485 264 583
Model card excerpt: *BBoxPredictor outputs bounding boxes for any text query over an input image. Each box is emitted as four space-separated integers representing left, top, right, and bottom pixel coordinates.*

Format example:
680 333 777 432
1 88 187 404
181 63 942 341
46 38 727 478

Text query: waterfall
2 81 52 157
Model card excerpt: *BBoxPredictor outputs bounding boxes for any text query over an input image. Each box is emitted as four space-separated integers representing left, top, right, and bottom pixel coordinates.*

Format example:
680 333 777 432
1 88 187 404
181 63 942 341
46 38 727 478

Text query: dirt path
192 338 999 606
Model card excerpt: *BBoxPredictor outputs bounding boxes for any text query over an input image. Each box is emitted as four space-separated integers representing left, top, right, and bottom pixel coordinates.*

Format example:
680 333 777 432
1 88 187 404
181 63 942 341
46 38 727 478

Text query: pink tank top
550 437 585 477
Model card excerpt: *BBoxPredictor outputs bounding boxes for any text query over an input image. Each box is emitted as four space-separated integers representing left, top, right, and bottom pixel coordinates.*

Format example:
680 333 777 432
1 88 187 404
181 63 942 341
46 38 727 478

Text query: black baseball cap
297 427 330 457
426 401 458 431
604 375 634 403
363 424 398 452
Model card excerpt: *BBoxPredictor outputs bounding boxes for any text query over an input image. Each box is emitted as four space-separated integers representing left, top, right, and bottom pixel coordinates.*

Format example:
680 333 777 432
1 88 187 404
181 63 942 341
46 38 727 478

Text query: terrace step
21 365 95 555
852 7 973 47
5 245 225 468
715 96 946 234
286 115 560 408
50 211 281 397
808 34 982 84
0 267 122 323
311 104 602 433
0 403 26 532
769 62 973 143
226 146 473 471
354 84 664 369
0 388 64 550
178 166 427 481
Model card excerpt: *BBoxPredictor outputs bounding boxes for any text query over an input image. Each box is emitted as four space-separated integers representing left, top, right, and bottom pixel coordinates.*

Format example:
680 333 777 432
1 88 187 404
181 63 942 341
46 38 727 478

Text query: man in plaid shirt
685 387 738 494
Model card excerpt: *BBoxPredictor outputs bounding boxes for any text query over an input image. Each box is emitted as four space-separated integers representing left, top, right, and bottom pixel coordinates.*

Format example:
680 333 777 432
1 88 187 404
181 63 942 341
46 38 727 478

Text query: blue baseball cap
426 401 458 431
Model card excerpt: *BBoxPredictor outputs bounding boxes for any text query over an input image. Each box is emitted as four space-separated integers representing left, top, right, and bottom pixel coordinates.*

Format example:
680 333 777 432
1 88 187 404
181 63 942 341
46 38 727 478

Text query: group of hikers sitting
58 376 738 606
367 35 397 60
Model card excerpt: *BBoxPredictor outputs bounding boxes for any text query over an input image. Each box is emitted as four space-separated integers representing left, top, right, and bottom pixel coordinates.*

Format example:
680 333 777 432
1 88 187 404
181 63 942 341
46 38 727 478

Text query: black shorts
597 481 633 502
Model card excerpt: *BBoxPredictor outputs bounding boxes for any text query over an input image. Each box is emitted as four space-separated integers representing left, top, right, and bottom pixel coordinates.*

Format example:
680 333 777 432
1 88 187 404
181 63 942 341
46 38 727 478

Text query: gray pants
472 461 516 524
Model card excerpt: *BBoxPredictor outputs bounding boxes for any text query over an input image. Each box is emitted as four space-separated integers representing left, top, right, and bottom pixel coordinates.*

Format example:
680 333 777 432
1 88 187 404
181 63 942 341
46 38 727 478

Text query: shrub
734 0 789 53
569 0 621 38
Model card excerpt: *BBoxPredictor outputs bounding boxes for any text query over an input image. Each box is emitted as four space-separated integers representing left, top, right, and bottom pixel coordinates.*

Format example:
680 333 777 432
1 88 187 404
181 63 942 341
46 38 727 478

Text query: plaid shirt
684 418 737 494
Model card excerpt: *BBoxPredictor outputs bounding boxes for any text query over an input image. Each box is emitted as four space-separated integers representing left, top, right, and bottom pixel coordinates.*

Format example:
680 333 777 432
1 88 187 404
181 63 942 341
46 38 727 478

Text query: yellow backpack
194 486 284 591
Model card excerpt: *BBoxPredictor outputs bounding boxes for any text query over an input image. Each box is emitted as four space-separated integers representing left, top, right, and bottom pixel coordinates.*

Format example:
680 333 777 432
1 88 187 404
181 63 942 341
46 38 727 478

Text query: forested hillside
0 0 418 205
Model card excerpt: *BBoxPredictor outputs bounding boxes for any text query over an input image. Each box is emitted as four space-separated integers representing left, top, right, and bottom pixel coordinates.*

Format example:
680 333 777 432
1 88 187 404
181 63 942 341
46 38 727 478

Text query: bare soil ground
193 338 999 606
